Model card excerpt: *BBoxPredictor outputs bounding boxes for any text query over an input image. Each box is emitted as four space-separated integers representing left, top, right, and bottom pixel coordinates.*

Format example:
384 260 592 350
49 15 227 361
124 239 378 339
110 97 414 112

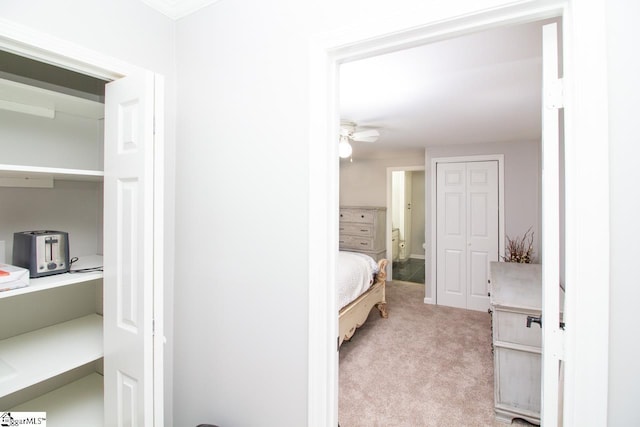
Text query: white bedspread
337 251 379 310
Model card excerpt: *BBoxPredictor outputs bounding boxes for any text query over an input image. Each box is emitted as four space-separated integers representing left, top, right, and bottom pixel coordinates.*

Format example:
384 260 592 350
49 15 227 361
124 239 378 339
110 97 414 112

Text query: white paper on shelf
0 264 29 291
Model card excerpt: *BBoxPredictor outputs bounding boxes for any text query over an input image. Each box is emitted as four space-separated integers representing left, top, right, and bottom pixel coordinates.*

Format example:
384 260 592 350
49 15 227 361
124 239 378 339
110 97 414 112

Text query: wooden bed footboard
338 259 388 347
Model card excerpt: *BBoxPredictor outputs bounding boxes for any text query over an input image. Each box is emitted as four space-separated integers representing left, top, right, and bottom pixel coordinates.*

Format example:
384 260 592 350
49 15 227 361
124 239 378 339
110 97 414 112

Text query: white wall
173 1 623 424
0 1 177 422
0 108 103 261
342 161 426 277
0 110 102 170
5 1 634 425
606 0 640 424
174 2 311 425
0 181 102 262
340 149 425 206
174 0 500 423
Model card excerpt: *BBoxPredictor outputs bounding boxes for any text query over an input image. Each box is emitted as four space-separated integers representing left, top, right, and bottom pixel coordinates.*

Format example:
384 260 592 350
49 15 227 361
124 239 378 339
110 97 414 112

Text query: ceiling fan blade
352 135 379 143
352 129 379 139
351 129 379 142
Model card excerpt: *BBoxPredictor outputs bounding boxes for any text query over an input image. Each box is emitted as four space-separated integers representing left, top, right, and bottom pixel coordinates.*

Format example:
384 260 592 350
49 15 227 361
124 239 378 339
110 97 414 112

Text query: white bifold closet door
436 161 499 311
103 69 159 427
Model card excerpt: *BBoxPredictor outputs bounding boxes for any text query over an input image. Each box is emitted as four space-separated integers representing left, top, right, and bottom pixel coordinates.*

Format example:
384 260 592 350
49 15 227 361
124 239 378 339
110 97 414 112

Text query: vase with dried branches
503 227 535 263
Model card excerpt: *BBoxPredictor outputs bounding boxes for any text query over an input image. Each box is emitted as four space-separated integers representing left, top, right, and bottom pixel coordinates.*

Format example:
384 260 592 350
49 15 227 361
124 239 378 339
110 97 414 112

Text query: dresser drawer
339 209 375 224
494 347 541 415
493 309 541 347
339 235 375 250
339 222 374 237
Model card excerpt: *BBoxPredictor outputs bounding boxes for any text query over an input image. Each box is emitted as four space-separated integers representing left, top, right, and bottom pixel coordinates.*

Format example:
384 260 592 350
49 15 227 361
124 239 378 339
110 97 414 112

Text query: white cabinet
0 65 106 424
489 262 542 425
0 51 162 426
339 207 386 261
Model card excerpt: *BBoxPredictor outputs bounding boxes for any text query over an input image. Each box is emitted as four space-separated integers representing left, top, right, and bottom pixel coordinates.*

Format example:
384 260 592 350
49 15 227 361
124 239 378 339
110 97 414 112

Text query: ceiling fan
338 122 380 158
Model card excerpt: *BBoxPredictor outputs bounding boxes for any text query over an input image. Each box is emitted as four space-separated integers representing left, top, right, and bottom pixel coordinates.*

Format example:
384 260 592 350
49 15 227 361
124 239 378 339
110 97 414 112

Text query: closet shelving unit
0 73 106 425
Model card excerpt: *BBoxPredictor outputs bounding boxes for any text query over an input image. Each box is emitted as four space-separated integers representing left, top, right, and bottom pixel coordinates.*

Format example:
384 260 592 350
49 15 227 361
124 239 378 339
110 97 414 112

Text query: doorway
0 24 165 426
387 166 426 284
308 5 570 427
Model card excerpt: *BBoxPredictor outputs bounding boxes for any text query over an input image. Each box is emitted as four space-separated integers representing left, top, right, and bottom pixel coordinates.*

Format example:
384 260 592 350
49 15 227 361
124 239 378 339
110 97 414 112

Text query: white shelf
11 372 103 427
0 77 104 120
0 164 103 183
0 255 103 299
0 314 103 397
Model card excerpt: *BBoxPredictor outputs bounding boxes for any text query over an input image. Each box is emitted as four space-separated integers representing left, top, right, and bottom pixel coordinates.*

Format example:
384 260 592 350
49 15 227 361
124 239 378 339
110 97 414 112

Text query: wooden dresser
489 262 542 425
339 207 386 261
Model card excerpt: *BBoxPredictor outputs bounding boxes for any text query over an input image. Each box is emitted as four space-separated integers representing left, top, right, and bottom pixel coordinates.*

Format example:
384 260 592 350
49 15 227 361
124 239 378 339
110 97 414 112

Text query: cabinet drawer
494 346 541 415
339 209 375 224
339 236 375 250
339 222 374 237
493 310 541 347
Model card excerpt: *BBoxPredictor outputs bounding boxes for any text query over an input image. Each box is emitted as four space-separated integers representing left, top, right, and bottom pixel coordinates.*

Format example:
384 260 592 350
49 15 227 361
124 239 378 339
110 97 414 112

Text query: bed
338 251 389 347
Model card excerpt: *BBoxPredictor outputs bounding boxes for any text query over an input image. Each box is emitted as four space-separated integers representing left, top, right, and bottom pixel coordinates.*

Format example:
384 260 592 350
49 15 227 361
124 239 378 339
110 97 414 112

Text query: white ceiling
141 0 220 19
340 20 550 154
137 4 547 153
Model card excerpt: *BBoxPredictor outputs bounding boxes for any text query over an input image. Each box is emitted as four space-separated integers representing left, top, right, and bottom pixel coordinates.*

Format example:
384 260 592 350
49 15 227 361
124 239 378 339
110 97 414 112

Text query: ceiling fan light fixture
338 135 352 158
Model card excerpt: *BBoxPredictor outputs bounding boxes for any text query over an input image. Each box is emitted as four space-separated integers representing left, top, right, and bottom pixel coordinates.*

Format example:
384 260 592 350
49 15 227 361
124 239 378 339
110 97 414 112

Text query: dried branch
502 227 535 263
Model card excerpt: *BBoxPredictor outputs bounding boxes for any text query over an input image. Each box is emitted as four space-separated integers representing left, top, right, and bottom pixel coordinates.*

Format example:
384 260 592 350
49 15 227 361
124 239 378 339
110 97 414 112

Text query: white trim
307 33 340 427
0 20 165 427
429 154 505 306
385 165 425 282
153 73 166 427
541 22 562 426
308 3 572 426
0 18 135 80
561 0 610 425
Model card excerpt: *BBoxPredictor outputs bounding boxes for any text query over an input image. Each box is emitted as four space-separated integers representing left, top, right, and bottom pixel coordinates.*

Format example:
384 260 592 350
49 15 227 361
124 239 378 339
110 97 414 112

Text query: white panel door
103 70 157 427
436 163 467 308
466 161 499 311
437 161 498 311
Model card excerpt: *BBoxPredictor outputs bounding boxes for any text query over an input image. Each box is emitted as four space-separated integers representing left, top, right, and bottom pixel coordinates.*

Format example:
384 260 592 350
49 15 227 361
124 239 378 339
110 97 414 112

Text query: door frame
430 155 505 307
0 18 165 426
386 165 425 282
308 1 610 426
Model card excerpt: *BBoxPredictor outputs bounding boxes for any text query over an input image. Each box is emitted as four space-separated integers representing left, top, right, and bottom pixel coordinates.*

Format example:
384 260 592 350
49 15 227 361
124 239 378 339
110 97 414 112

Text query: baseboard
424 297 435 305
410 254 426 260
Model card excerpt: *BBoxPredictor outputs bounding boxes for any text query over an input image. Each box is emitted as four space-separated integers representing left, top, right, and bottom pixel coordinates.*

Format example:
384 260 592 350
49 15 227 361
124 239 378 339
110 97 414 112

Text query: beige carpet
339 281 534 427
